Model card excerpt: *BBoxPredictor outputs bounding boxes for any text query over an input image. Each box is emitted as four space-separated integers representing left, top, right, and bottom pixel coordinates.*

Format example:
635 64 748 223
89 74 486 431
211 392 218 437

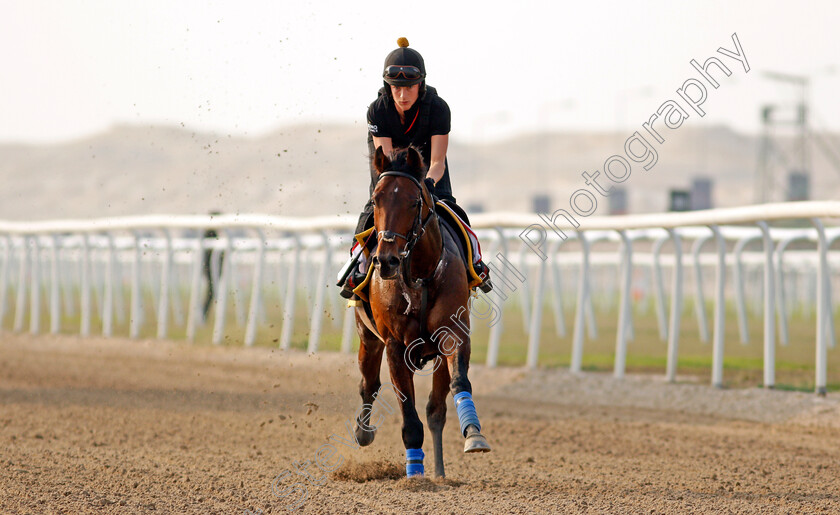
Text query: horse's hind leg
426 357 450 478
353 311 384 447
446 341 491 453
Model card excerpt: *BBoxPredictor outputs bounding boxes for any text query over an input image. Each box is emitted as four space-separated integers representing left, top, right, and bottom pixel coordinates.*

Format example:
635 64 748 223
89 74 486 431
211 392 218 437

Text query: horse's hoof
354 424 376 447
464 432 491 453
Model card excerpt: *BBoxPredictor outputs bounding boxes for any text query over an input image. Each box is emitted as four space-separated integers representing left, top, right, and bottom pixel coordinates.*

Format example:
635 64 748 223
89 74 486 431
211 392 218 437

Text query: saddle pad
351 227 377 303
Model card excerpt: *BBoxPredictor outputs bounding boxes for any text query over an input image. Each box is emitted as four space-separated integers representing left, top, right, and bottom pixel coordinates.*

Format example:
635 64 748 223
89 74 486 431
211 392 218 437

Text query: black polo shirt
366 86 454 201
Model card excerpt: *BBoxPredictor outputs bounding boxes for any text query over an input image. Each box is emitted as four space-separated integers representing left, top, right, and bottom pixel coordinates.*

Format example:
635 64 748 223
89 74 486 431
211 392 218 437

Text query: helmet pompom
397 37 409 48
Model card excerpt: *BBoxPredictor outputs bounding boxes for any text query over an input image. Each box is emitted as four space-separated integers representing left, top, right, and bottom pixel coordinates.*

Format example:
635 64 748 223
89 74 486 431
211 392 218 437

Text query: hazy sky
2 0 838 143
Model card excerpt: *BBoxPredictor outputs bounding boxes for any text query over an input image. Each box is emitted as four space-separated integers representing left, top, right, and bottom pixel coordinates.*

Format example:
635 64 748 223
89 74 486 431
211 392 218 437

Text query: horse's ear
373 146 390 175
405 146 424 179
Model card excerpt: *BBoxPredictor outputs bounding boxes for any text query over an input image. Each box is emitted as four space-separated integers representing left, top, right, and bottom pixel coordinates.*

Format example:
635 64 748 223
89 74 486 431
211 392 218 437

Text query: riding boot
474 259 493 293
340 270 368 300
339 252 372 300
340 202 376 300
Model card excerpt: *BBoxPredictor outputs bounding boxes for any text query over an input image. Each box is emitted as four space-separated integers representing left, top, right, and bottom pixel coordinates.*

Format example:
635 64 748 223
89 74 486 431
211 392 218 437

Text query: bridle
374 170 441 290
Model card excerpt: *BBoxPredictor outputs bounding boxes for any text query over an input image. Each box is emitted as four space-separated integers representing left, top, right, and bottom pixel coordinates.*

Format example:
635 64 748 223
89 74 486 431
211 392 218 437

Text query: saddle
434 201 485 290
350 200 484 304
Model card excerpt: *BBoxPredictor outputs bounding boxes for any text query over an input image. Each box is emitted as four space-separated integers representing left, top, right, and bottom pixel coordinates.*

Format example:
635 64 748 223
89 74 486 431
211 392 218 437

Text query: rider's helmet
382 38 426 91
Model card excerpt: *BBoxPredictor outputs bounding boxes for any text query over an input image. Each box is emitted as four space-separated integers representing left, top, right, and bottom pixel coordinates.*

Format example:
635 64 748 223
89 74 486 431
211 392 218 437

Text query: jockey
339 37 492 299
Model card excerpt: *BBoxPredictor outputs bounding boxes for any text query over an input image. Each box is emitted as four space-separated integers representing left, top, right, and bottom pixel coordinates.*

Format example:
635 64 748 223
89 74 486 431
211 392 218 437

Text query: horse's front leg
354 312 384 447
385 338 425 477
427 358 451 478
446 334 491 453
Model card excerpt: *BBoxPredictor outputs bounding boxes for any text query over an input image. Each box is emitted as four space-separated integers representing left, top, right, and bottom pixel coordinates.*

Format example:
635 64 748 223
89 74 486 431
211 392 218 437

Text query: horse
350 146 491 479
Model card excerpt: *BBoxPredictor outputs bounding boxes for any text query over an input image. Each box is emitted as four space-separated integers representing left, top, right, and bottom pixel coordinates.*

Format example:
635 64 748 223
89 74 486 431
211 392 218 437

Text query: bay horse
351 146 491 479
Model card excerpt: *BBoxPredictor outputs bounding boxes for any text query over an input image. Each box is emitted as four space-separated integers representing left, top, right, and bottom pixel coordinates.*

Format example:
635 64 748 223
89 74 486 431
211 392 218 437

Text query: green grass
3 286 839 391
462 296 840 391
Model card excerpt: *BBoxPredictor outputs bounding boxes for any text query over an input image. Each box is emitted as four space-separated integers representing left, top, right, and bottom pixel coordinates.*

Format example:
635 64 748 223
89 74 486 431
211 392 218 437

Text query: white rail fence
1 202 839 393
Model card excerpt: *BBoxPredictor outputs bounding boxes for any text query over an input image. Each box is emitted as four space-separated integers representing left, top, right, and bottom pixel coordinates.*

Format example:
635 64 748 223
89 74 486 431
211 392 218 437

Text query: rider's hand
424 177 436 192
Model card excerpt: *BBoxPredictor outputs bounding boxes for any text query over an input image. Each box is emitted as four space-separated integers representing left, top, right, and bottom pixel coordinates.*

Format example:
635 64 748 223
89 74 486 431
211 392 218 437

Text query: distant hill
0 123 838 221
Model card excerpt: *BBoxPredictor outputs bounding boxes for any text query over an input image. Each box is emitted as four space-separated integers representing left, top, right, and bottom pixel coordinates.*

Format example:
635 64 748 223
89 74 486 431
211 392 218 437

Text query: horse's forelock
388 148 426 182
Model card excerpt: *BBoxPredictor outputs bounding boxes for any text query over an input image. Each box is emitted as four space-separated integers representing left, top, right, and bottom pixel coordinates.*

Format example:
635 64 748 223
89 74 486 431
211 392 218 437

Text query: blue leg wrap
406 448 424 477
453 391 481 436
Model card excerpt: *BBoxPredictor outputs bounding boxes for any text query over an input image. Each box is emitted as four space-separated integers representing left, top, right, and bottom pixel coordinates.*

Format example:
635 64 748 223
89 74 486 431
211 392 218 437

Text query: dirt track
2 333 840 514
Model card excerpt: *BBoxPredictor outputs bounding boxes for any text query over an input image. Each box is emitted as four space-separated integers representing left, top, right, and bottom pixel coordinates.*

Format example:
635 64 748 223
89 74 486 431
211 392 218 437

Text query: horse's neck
411 208 442 279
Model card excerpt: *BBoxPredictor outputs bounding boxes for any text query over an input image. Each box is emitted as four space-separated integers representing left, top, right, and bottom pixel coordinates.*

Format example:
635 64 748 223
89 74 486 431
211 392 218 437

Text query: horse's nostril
373 254 399 278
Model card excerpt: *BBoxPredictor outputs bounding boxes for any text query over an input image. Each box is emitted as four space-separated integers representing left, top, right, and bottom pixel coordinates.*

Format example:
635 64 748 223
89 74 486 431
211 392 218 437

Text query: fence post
156 229 173 339
49 235 61 334
570 231 590 373
518 243 531 334
307 232 331 354
691 235 711 343
29 236 42 334
129 232 143 338
709 225 726 388
340 304 357 354
812 218 829 395
665 229 683 383
80 234 91 336
756 221 776 389
526 236 548 369
821 233 838 350
212 230 234 345
774 237 797 346
245 228 266 346
549 239 567 338
651 236 668 342
168 254 185 329
620 234 635 343
102 233 115 337
186 234 205 342
0 235 11 325
485 227 508 368
733 235 760 345
13 237 28 333
229 254 246 327
113 241 127 326
280 235 301 350
614 230 633 379
327 240 344 331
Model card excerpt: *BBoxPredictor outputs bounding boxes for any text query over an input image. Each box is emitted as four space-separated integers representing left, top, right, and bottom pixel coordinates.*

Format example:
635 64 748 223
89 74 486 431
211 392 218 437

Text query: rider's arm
427 134 448 185
371 136 393 156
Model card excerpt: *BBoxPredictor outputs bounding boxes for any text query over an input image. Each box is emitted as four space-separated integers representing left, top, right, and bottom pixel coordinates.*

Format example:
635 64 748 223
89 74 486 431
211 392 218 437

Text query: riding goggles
383 65 423 81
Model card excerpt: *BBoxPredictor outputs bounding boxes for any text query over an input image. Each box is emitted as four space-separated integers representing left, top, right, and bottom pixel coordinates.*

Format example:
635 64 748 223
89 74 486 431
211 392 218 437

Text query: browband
378 171 423 190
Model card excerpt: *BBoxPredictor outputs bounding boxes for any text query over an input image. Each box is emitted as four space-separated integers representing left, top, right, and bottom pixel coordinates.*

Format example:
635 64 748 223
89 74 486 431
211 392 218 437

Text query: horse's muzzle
372 254 400 280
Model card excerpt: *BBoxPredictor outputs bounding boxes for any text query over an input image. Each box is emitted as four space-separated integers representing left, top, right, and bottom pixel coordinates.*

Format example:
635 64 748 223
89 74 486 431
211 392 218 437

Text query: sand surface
2 332 840 514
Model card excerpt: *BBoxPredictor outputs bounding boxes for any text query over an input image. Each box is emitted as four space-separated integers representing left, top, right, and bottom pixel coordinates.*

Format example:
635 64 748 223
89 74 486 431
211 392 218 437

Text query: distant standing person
202 211 224 321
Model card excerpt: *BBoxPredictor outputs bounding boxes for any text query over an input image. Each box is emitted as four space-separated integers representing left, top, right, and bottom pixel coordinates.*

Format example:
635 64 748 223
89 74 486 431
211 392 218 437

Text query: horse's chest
371 277 420 309
370 280 424 336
